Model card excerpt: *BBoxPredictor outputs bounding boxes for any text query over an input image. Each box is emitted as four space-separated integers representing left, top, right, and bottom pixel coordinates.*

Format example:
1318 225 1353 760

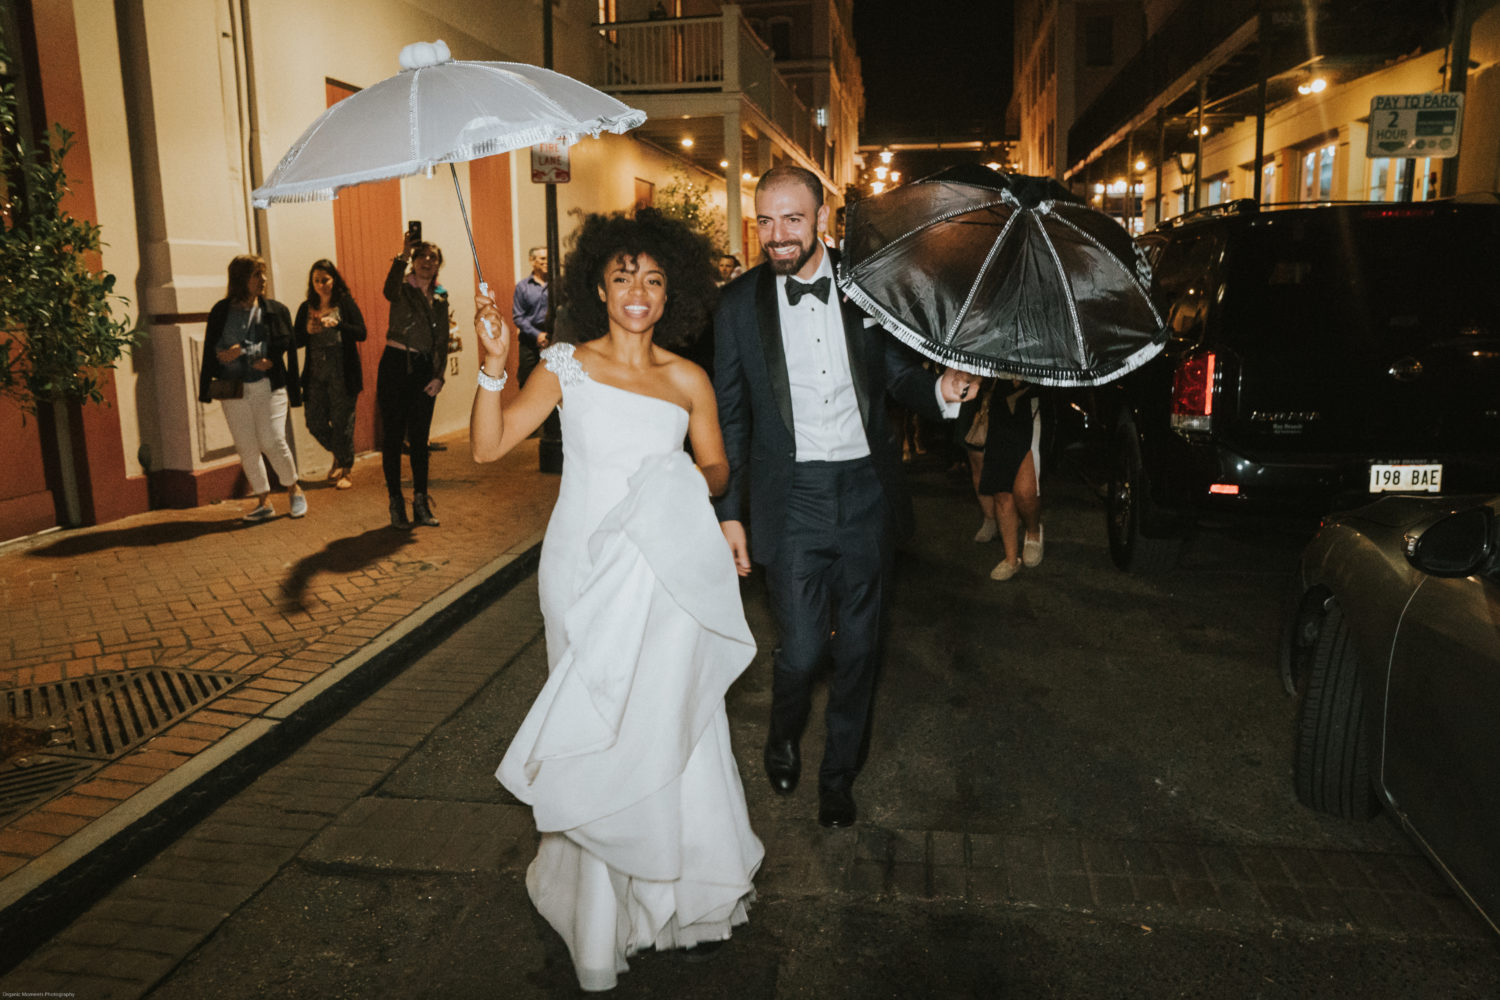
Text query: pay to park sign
1367 93 1464 159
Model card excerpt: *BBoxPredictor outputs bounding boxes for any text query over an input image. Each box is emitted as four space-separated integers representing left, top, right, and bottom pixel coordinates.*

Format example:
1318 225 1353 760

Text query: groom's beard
764 238 817 276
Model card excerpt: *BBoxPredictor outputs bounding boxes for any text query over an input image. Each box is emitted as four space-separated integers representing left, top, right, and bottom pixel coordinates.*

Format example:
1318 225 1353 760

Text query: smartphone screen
407 220 422 244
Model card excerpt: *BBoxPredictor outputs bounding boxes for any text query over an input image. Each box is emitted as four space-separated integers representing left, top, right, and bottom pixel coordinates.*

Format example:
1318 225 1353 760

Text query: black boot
389 496 411 528
412 492 440 527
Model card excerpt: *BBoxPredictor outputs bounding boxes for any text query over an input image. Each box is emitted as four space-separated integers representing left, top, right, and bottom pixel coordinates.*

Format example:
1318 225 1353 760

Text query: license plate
1368 463 1442 493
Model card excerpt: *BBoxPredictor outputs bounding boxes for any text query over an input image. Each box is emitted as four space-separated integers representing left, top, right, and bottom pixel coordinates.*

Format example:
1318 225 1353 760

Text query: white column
724 108 743 257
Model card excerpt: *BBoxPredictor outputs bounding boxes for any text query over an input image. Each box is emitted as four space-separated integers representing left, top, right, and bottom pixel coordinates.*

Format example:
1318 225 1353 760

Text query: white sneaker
1022 526 1044 567
989 559 1021 581
289 492 308 518
242 504 274 523
973 519 998 543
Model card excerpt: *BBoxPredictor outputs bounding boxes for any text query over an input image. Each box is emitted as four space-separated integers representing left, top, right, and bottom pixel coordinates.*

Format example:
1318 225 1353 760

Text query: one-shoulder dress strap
541 342 588 388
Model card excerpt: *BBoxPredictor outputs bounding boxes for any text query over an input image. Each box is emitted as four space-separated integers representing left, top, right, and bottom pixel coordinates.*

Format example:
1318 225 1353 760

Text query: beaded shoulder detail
541 342 588 388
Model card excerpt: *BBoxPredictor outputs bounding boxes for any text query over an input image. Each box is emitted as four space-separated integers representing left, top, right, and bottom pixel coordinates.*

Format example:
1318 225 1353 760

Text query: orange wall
18 0 148 530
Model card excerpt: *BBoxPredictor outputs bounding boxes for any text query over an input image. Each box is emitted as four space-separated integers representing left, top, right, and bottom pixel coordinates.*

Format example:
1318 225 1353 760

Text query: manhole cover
3 667 247 759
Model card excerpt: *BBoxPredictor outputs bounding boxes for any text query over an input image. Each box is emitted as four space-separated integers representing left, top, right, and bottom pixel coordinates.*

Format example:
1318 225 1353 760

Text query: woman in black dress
294 260 366 490
978 378 1043 581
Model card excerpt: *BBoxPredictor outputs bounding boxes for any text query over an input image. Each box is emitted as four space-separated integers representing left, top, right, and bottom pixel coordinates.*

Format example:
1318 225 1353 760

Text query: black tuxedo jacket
711 253 945 565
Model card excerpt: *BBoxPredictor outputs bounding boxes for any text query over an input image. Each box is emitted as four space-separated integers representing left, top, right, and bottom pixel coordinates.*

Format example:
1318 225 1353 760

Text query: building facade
1013 1 1500 231
0 0 853 543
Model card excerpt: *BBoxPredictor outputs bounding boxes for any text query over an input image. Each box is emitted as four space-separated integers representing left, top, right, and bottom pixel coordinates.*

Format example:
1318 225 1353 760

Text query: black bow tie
785 275 831 306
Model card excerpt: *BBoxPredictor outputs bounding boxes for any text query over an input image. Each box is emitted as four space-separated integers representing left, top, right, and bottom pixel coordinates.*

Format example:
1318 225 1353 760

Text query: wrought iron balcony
592 7 828 177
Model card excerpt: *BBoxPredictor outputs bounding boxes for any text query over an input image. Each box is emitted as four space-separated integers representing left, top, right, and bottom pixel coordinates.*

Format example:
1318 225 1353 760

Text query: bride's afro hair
557 208 718 349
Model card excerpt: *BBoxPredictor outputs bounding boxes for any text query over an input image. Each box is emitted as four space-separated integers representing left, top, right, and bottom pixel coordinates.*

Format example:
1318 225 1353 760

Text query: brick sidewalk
0 434 557 929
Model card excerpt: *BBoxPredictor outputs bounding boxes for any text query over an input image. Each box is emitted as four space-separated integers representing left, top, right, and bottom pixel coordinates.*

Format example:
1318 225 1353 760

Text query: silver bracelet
476 368 508 392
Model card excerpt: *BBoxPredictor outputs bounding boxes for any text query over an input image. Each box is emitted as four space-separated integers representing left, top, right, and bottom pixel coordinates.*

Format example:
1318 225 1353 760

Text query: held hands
720 520 751 577
938 366 979 404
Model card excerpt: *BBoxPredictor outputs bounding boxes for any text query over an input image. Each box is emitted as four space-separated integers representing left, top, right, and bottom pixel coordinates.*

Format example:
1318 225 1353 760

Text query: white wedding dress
496 343 763 992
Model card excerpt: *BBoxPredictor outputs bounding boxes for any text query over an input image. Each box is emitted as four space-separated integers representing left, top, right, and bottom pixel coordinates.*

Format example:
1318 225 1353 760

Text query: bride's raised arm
470 293 561 463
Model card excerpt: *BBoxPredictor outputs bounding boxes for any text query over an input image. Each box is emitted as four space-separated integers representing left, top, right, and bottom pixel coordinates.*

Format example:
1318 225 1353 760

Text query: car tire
1293 602 1380 820
1105 424 1183 574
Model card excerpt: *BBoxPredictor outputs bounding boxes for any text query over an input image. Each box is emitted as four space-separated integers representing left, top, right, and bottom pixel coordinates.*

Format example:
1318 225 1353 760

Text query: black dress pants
763 457 890 793
376 346 436 498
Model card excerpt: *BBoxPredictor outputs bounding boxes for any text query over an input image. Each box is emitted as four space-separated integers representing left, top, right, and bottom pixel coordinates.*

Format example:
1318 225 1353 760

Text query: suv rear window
1225 208 1500 345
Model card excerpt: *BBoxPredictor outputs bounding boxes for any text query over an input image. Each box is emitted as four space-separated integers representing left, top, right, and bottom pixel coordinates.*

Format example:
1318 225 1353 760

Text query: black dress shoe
763 738 800 795
818 785 856 828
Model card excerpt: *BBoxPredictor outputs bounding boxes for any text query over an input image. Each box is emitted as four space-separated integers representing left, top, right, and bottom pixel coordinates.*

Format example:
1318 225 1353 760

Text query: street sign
1367 93 1464 159
530 141 571 184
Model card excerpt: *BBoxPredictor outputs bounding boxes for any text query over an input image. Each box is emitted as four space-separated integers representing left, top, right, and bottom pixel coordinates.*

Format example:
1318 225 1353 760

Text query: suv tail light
1170 351 1216 436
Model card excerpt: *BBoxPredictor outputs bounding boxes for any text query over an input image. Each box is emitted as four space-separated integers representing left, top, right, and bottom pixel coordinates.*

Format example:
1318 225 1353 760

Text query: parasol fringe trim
251 113 646 207
838 278 1165 388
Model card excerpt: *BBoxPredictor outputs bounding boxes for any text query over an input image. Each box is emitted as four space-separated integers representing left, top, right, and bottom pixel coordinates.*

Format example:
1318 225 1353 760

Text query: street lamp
1175 150 1198 214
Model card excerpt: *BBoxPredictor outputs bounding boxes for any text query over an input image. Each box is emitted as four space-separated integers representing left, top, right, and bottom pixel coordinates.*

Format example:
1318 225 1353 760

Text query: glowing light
1297 77 1328 96
720 160 729 168
874 165 889 180
879 150 893 164
871 181 886 194
1134 158 1147 172
680 137 694 148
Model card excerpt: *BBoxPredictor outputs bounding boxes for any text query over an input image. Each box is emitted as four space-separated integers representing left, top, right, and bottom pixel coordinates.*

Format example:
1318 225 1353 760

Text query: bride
471 211 762 992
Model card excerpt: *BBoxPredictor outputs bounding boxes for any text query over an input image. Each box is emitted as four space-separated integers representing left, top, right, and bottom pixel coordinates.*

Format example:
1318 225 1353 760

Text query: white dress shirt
777 253 869 462
776 251 960 463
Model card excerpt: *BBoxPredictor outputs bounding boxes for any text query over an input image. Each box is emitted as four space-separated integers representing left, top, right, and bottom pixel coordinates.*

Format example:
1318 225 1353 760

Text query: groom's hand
721 520 751 577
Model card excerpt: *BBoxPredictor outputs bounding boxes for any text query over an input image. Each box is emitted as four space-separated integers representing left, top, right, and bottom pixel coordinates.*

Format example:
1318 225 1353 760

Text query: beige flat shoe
335 476 352 490
973 519 998 542
327 467 346 481
989 559 1021 581
1023 526 1044 568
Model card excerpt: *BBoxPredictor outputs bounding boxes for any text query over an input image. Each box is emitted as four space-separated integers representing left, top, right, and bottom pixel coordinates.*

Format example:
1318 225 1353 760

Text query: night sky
852 0 1014 145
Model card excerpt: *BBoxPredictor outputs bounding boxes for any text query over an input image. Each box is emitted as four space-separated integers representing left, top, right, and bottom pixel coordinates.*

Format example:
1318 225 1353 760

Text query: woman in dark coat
294 259 366 489
377 236 450 527
197 254 306 521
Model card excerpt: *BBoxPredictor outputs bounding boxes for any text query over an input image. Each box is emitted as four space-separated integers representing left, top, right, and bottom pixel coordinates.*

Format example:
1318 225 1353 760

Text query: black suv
1094 197 1500 572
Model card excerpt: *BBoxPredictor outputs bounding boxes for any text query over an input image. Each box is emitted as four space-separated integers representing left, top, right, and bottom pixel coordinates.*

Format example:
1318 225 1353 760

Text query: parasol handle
448 163 485 290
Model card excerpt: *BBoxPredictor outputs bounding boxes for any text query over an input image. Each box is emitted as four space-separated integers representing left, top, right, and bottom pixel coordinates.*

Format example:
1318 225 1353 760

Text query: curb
0 536 542 973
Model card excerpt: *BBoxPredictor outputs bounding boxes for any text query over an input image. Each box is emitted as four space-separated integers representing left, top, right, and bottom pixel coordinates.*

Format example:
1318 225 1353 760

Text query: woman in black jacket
377 236 450 527
197 254 306 521
294 260 366 490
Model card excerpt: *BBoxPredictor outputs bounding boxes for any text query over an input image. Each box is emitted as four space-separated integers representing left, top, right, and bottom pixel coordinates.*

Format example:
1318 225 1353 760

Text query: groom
713 165 974 828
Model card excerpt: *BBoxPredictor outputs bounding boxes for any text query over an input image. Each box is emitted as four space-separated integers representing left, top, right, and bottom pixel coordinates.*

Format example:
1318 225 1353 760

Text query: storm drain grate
0 756 101 825
0 668 248 825
2 667 248 760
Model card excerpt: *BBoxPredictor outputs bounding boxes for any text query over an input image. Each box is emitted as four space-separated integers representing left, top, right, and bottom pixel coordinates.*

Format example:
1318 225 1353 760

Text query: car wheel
1105 424 1183 574
1293 602 1380 820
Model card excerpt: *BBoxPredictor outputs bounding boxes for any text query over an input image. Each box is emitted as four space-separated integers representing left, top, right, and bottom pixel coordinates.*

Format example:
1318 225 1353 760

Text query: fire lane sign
531 141 571 184
1367 93 1464 159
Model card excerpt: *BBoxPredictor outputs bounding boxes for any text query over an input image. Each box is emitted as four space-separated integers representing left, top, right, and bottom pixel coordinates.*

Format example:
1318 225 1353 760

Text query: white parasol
251 40 646 289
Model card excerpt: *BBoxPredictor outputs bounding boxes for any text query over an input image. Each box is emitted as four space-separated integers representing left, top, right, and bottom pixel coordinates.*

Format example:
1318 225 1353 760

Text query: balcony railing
596 8 828 175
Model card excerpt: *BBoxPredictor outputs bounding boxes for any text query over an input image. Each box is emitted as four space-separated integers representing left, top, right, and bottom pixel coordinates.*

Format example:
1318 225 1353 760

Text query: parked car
1281 493 1499 935
1093 196 1500 572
